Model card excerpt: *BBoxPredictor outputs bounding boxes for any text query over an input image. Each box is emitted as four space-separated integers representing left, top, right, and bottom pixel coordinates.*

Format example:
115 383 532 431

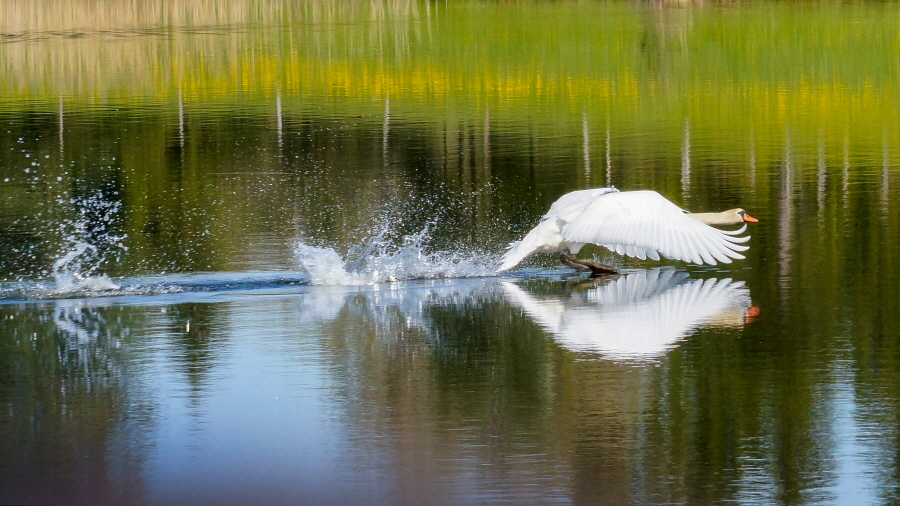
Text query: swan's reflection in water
503 268 757 360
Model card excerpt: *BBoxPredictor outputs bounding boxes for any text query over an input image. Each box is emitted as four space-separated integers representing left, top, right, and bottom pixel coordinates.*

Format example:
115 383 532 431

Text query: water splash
294 230 498 285
48 241 120 294
37 187 129 295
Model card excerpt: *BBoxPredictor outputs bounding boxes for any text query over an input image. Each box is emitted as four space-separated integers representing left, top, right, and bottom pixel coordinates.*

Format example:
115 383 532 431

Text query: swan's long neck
688 211 742 226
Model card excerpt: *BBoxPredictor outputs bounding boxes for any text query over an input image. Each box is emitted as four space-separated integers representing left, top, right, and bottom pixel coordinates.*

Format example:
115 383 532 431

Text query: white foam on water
295 243 365 285
294 231 498 286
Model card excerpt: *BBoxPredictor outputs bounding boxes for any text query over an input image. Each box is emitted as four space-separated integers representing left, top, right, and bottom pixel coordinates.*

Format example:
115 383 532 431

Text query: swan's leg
560 253 590 272
564 253 617 276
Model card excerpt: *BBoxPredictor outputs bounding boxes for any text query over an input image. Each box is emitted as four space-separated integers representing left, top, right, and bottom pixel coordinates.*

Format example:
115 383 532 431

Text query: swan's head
732 209 759 223
690 209 759 226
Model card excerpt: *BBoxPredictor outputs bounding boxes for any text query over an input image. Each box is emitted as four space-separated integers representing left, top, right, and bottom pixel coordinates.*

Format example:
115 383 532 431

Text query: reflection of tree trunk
778 128 794 297
883 133 890 219
58 96 64 154
483 107 491 175
605 118 612 187
817 130 826 222
477 108 491 228
681 119 690 201
583 113 591 185
843 136 850 210
465 122 473 192
178 91 184 149
383 97 390 169
276 88 283 151
749 127 756 189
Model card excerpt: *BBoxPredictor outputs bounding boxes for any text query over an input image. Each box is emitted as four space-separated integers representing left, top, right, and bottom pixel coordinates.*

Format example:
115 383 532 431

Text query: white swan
499 187 758 274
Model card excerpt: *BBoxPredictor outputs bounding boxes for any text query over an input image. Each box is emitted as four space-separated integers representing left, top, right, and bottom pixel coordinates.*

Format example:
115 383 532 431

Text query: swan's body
499 187 757 273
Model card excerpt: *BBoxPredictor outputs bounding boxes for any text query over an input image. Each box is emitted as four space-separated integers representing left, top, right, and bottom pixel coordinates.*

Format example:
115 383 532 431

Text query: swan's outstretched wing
562 190 749 265
499 188 618 271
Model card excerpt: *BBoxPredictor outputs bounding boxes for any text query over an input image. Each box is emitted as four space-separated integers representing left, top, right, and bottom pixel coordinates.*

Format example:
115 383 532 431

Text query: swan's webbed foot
561 253 617 277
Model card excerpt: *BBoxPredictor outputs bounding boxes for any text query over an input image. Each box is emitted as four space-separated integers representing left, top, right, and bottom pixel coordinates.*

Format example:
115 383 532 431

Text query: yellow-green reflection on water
1 1 900 505
4 1 900 157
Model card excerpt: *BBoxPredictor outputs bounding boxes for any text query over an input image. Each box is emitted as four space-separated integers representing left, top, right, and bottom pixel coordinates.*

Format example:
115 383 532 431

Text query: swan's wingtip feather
721 223 748 236
497 241 523 271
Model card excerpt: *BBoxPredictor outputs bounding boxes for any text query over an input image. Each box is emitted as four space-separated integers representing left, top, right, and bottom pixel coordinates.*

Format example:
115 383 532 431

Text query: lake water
2 1 900 504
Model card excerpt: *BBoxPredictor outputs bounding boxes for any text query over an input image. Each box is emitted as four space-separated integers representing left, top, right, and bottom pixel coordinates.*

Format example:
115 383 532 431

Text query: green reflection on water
3 1 900 161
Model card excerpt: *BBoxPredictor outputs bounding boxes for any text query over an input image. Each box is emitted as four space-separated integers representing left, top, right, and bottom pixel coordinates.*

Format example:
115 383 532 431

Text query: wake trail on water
1 230 502 301
0 270 313 302
3 239 306 301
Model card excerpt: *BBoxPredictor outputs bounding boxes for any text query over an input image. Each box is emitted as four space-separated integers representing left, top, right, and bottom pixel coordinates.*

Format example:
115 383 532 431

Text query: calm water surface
2 1 900 505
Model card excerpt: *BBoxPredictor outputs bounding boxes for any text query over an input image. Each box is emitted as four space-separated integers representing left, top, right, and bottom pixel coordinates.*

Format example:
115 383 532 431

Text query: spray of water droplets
43 190 128 295
294 227 499 285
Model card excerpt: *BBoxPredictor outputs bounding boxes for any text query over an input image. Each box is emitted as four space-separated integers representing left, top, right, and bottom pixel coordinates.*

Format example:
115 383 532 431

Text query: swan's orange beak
744 306 761 324
742 213 758 223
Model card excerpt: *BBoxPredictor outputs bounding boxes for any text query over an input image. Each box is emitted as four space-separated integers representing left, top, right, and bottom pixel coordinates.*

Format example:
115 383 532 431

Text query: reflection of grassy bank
2 1 899 163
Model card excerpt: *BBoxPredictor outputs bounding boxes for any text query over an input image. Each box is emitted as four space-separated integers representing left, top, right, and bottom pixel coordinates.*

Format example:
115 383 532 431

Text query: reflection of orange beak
743 213 759 223
744 306 761 324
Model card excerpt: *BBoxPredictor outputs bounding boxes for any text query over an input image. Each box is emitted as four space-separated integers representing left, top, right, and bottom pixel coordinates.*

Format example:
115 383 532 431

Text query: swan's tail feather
498 241 525 271
499 217 566 271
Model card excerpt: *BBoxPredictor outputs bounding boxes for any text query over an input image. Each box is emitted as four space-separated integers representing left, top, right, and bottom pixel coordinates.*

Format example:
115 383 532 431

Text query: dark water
2 1 900 504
